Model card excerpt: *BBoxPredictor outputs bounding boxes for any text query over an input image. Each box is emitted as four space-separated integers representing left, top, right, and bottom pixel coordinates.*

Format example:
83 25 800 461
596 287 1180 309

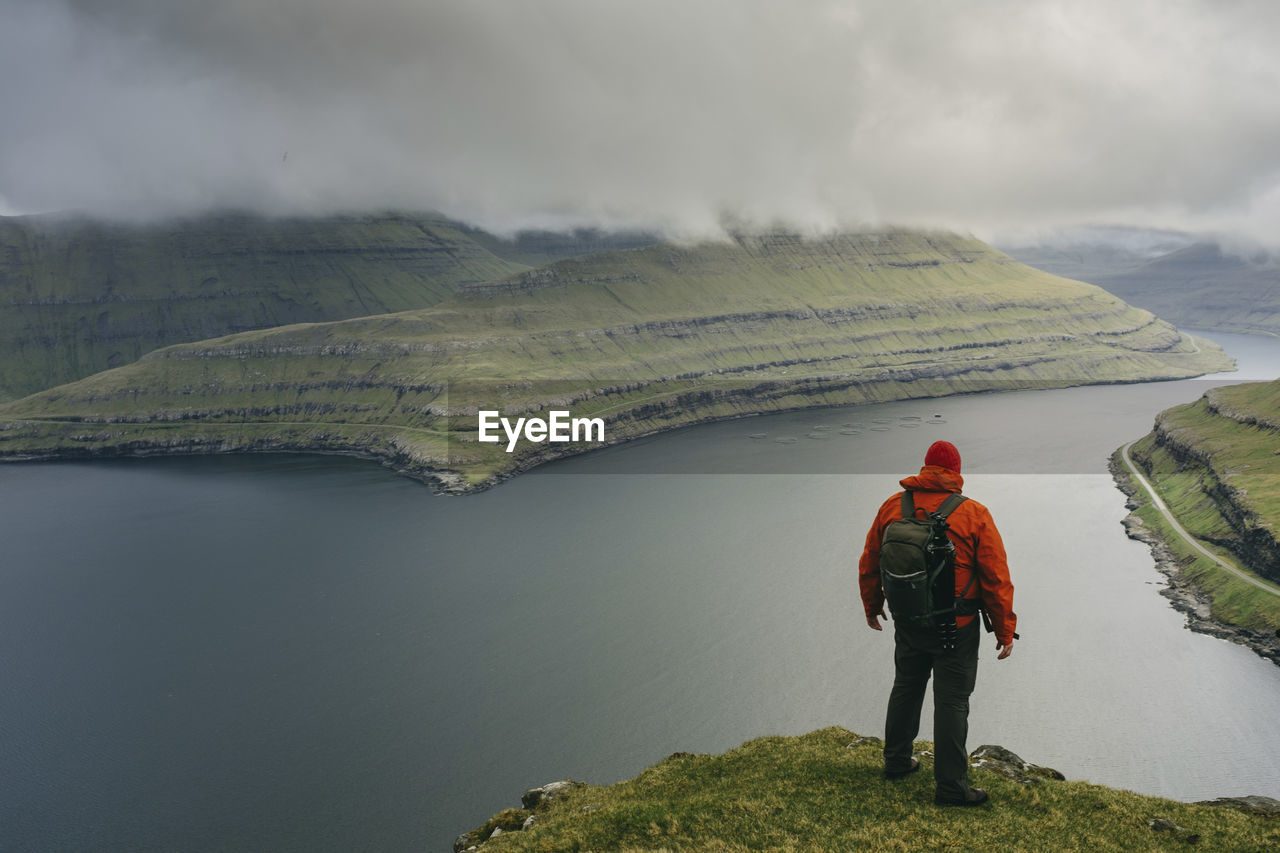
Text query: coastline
0 347 1233 496
1109 450 1280 667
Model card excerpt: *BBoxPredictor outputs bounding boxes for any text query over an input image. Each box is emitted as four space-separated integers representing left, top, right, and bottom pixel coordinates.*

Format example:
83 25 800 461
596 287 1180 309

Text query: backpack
879 491 972 648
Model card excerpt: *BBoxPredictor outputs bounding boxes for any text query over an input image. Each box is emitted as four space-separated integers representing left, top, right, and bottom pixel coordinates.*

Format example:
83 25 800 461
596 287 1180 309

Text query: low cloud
6 1 1280 241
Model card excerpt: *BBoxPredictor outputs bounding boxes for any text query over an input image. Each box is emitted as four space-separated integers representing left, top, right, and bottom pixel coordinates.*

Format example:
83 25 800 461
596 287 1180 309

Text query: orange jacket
858 465 1017 644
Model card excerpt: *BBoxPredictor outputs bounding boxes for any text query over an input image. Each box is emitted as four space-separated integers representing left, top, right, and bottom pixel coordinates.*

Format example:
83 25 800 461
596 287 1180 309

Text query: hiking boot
934 787 989 807
884 757 920 780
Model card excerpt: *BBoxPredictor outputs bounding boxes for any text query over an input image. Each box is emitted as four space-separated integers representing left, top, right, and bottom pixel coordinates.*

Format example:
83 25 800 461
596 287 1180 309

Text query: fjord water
2 331 1279 852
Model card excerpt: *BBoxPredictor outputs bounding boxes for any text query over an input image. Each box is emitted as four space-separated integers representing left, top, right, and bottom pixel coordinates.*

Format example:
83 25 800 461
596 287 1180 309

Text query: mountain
0 230 1230 492
998 226 1194 283
0 212 532 401
1002 231 1280 335
1086 243 1280 335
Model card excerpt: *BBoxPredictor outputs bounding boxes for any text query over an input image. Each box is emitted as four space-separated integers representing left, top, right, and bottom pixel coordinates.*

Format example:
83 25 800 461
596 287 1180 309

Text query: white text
477 410 606 452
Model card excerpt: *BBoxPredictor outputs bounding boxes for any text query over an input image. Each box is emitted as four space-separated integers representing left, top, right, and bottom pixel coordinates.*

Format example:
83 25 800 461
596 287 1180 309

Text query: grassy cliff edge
1113 380 1280 664
454 728 1278 852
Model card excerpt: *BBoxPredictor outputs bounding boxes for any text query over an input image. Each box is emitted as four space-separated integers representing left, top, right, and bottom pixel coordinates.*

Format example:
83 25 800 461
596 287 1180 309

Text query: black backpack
879 491 972 648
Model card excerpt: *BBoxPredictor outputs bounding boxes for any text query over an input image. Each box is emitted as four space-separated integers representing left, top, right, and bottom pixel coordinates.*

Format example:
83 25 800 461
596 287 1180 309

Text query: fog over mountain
6 1 1280 241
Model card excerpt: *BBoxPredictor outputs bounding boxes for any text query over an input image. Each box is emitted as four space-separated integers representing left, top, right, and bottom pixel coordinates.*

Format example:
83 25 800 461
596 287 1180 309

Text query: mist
6 0 1280 241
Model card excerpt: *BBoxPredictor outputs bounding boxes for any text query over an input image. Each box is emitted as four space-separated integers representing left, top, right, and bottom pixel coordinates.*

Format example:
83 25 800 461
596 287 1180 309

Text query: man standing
858 440 1017 806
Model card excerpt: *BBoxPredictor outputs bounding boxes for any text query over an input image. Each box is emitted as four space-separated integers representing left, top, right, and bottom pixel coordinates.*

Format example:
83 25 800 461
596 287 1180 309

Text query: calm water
2 330 1279 851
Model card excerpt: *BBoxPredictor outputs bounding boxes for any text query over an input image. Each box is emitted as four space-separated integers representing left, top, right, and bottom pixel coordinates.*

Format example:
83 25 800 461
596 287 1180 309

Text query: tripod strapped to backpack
879 492 975 652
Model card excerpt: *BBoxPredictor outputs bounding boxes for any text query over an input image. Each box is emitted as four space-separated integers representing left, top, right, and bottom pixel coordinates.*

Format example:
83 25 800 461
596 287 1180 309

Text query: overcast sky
5 0 1280 241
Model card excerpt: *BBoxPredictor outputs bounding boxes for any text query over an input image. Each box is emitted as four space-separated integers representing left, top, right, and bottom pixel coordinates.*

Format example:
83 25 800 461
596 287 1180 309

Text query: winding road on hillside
1120 440 1280 597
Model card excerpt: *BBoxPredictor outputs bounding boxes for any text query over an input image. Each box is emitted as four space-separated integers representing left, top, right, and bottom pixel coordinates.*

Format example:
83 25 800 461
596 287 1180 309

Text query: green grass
1126 406 1280 634
0 230 1232 491
458 728 1278 852
1131 498 1280 635
0 212 531 401
1142 386 1280 553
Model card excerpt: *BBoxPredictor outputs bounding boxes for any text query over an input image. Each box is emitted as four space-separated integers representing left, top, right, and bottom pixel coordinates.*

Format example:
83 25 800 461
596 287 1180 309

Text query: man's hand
866 607 887 631
996 638 1014 660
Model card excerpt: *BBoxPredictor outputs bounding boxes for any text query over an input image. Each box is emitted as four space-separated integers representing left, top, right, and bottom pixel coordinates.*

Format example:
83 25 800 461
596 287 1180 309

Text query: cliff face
0 230 1232 491
1131 382 1280 585
0 212 530 401
1112 453 1280 667
1119 380 1280 662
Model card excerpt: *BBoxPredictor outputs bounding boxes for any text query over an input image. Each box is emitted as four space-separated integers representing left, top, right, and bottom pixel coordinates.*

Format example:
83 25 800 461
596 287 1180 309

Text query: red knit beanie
924 440 962 473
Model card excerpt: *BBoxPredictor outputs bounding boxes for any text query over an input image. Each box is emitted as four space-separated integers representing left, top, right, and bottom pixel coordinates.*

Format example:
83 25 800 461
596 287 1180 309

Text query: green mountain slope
1122 379 1280 657
452 728 1279 852
0 212 530 401
1129 379 1280 584
0 230 1230 492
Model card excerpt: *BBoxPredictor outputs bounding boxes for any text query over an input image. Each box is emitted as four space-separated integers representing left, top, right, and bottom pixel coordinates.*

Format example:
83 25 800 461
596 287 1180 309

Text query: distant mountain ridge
1087 242 1280 335
0 229 1230 492
996 227 1194 281
1001 231 1280 335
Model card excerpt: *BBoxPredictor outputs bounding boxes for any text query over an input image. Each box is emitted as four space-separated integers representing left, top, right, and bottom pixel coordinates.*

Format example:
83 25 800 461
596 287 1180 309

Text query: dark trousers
883 618 980 797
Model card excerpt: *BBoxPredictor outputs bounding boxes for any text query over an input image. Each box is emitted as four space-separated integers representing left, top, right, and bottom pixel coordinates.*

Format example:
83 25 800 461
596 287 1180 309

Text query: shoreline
1109 450 1280 667
0 357 1234 496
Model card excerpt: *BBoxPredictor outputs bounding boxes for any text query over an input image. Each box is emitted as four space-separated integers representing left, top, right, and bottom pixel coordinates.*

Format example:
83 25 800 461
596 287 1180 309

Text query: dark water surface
2 331 1279 851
